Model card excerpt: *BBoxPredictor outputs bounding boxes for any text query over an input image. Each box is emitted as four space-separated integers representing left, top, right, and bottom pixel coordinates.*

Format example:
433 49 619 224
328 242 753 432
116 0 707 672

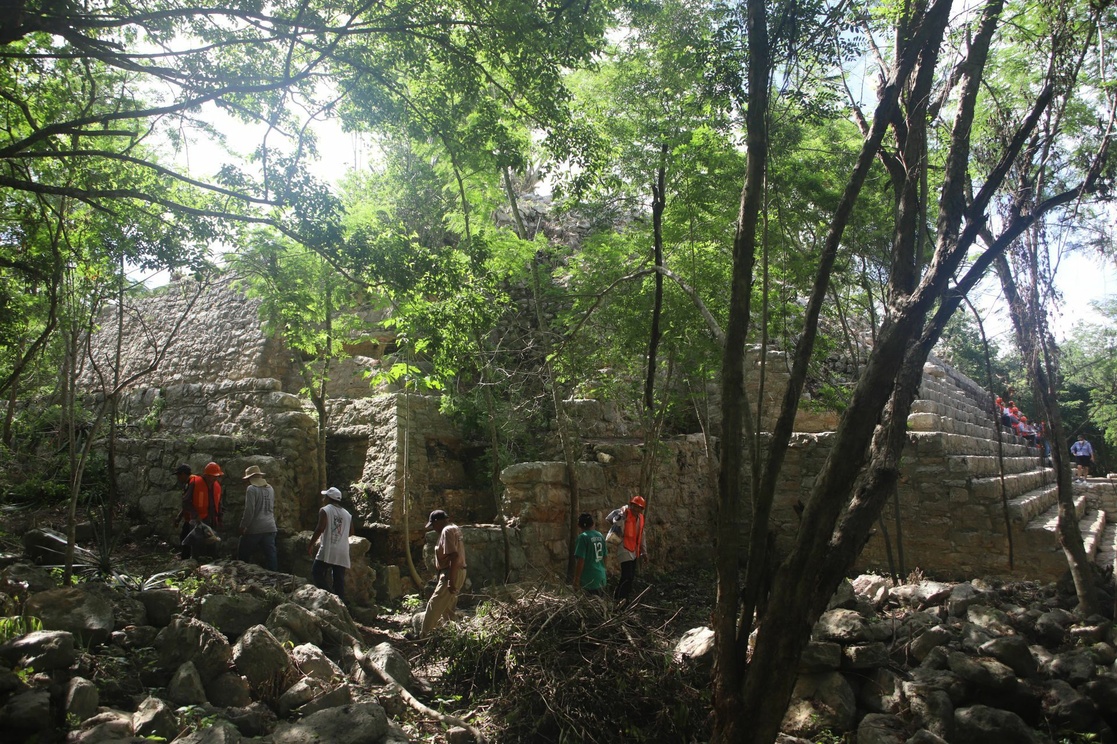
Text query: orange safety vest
188 475 222 525
622 507 644 554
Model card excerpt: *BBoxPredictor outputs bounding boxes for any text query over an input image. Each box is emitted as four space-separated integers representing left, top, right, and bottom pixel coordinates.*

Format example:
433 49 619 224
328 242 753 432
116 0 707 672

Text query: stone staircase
858 358 1117 581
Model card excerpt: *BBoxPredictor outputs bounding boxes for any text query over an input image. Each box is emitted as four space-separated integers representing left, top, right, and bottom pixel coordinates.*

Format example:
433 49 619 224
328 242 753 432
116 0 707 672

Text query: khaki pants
421 569 467 636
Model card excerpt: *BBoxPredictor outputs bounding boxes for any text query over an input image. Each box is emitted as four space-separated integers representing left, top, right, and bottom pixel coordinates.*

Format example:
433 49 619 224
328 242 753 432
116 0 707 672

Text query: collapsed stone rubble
676 573 1117 744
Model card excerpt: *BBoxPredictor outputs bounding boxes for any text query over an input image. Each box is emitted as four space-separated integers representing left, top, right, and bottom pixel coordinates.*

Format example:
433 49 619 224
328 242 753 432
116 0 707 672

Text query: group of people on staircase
997 396 1099 481
996 396 1046 450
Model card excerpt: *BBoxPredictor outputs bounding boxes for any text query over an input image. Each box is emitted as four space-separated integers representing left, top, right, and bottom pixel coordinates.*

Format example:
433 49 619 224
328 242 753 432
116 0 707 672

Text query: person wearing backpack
178 461 225 559
572 512 607 596
606 495 647 602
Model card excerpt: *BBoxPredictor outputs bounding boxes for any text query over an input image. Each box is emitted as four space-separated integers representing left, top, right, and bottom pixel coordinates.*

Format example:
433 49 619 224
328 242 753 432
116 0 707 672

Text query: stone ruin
81 273 1117 603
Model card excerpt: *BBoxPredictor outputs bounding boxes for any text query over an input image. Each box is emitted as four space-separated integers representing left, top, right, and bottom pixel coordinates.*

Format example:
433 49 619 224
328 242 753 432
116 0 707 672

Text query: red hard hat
630 495 646 508
203 462 224 476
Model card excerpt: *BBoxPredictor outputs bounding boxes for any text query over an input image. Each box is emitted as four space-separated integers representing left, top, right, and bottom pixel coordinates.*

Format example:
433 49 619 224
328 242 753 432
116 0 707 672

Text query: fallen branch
350 640 487 744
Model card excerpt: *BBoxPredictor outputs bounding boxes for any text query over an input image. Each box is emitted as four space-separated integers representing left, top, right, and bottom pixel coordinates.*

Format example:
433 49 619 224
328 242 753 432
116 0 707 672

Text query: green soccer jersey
574 530 607 590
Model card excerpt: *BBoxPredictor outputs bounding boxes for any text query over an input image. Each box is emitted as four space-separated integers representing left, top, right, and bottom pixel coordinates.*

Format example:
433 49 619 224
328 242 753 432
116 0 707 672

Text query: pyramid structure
854 359 1117 580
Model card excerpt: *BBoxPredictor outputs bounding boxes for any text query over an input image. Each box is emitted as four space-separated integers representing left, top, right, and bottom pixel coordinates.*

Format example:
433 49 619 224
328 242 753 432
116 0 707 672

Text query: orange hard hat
630 495 646 508
203 462 224 476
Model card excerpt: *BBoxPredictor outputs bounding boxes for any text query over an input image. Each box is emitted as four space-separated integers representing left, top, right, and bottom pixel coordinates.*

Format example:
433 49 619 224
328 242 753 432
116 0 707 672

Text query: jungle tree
711 0 1115 740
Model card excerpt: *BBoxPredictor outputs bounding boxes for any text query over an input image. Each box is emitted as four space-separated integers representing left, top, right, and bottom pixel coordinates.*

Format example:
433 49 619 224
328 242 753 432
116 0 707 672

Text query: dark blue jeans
238 532 278 571
312 560 347 603
614 559 637 601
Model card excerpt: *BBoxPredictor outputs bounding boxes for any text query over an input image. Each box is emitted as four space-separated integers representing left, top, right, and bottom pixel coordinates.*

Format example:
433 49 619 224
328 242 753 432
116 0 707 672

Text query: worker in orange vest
606 495 647 602
177 461 224 559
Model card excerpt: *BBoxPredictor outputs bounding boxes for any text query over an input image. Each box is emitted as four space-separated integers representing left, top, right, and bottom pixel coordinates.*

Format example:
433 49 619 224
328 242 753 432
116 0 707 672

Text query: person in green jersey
572 512 607 595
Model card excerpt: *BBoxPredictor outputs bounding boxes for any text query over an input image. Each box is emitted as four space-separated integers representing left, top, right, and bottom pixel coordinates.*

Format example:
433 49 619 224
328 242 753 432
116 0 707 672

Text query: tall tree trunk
645 147 667 413
710 0 769 735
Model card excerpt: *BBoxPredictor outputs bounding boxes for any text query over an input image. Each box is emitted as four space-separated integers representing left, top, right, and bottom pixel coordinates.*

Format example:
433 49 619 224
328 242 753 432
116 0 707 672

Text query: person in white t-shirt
307 487 354 603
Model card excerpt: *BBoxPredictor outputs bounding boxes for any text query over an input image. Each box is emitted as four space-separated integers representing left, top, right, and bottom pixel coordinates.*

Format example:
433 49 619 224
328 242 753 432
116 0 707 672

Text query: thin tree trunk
530 256 582 581
645 148 667 413
995 252 1097 614
964 295 1014 569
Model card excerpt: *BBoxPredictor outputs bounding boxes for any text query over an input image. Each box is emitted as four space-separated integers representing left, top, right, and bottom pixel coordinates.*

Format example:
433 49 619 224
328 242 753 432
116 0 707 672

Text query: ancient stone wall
498 435 716 584
85 272 1107 593
325 393 489 572
112 378 322 540
82 275 297 390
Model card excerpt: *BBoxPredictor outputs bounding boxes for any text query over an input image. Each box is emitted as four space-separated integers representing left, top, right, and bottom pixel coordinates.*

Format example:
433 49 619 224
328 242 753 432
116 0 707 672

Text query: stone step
1007 483 1060 524
1015 499 1099 578
1083 509 1108 563
907 431 1039 459
918 378 996 421
970 468 1056 502
911 390 1040 450
1022 493 1089 534
944 453 1048 478
1095 523 1117 575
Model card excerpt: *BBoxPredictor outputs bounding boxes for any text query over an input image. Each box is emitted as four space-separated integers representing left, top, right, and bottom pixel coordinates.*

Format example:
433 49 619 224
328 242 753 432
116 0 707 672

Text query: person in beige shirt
420 509 467 637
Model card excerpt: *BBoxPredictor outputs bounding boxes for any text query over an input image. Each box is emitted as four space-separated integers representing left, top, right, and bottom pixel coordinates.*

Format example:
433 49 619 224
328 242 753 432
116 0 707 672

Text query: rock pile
678 574 1117 743
0 557 416 744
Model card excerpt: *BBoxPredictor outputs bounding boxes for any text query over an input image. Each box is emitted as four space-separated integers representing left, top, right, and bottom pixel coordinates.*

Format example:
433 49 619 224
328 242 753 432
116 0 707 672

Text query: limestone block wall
327 393 489 567
499 435 716 583
423 525 528 589
111 378 322 541
82 275 298 390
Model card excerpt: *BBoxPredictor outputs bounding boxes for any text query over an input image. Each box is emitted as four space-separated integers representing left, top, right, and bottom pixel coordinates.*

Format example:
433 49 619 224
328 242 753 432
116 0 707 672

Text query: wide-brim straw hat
243 465 266 480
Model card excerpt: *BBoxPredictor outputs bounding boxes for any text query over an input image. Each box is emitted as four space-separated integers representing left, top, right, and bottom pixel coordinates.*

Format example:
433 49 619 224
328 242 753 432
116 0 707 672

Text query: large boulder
291 644 343 683
231 624 296 692
266 603 323 647
205 672 253 709
856 713 909 744
172 721 244 743
953 705 1045 744
0 689 52 740
132 696 179 740
813 609 869 644
781 671 857 738
25 587 114 644
902 681 955 741
199 594 273 640
288 586 360 642
168 660 209 705
22 527 75 564
979 635 1038 679
673 626 715 675
223 702 277 738
155 616 234 683
65 676 100 722
0 562 56 594
271 702 389 744
137 588 181 627
0 629 76 671
366 642 414 690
